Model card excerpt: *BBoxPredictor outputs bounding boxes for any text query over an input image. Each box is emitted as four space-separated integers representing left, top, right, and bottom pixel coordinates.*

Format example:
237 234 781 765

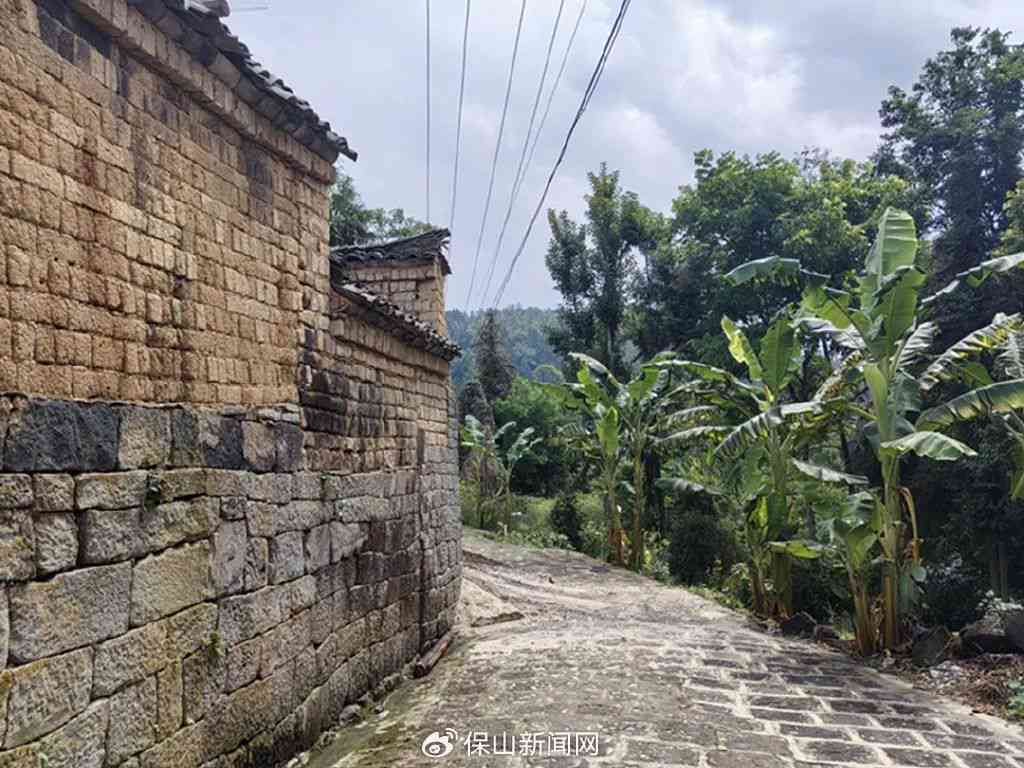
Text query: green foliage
667 507 737 586
549 494 583 550
545 164 663 378
473 310 516 404
1010 680 1024 719
920 555 987 631
493 379 576 496
447 307 562 391
328 172 431 247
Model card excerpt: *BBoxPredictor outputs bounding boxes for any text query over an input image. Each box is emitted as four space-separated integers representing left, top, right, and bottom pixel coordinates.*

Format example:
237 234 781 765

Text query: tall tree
877 28 1024 339
473 311 516 404
633 151 916 365
545 164 657 378
329 172 432 247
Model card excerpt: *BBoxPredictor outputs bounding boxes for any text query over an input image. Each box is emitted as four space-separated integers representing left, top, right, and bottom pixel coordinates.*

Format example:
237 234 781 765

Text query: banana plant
461 416 540 531
656 309 865 617
727 207 1024 649
553 353 706 570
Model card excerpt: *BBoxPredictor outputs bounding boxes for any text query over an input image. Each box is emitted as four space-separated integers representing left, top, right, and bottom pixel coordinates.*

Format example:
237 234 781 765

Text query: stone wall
0 1 462 766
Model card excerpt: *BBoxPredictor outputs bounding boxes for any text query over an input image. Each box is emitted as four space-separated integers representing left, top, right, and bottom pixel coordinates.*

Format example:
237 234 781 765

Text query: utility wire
523 0 588 188
463 0 528 311
477 0 566 310
492 0 632 307
425 0 431 224
449 0 472 233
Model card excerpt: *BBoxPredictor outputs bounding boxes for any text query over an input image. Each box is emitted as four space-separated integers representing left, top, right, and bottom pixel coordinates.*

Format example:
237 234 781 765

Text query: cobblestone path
309 531 1024 768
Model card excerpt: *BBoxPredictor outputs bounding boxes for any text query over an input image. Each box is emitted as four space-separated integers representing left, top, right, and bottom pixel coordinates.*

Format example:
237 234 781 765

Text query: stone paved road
308 531 1024 768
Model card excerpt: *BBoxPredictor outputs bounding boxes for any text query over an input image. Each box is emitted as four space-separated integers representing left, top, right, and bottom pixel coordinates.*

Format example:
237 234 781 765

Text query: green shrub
667 508 737 585
549 495 583 550
791 556 851 624
920 555 988 630
1010 680 1024 719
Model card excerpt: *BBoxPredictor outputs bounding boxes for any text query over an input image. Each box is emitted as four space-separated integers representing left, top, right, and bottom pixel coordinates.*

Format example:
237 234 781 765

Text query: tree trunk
851 580 876 656
749 560 767 616
631 455 645 572
771 551 793 619
605 490 624 566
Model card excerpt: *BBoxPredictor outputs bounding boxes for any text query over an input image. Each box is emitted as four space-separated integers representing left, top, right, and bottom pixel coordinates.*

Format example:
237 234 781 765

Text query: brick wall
0 2 462 767
342 260 449 335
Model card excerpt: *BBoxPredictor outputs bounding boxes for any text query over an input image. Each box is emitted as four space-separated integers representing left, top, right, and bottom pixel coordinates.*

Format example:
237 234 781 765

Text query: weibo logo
421 728 458 758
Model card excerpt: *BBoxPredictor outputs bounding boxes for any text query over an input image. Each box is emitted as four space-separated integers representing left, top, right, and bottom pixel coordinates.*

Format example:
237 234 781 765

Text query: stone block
4 647 92 748
76 471 148 510
32 474 74 512
204 677 273 758
119 407 171 469
0 511 34 581
131 541 213 626
8 563 130 663
242 539 268 594
212 519 247 595
157 468 207 501
138 498 218 553
225 636 261 692
30 699 108 768
0 587 7 670
304 524 331 573
169 408 202 467
93 604 216 697
200 413 244 470
3 400 118 472
241 421 275 472
182 647 226 725
0 475 32 509
108 676 157 764
218 587 285 646
274 424 304 471
288 575 317 615
80 508 141 564
269 531 304 584
330 522 367 562
155 660 182 740
33 513 78 575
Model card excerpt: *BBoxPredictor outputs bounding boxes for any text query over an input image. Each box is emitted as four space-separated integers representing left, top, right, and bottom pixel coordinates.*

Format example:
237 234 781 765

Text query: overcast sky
228 1 1024 311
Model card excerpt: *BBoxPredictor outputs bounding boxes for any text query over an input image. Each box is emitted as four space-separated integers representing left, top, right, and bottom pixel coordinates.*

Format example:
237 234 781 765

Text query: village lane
309 531 1024 768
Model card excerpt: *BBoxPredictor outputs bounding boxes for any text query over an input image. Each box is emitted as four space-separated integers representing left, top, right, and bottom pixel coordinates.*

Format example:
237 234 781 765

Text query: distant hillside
447 306 561 390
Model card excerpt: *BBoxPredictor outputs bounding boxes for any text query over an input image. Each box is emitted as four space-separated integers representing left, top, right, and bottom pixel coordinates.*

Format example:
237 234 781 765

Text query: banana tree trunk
605 487 624 566
749 559 767 616
631 452 645 572
771 551 794 619
880 460 904 650
851 578 876 656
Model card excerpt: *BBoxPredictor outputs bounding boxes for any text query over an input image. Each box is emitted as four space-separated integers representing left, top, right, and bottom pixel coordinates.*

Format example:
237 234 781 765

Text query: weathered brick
108 676 157 763
4 647 92 747
269 530 304 584
33 513 77 575
119 407 171 469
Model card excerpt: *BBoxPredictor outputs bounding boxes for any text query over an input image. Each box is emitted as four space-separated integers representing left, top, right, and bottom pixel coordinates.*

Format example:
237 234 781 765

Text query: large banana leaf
872 265 927 353
721 316 764 382
625 366 662 407
798 317 866 351
656 477 724 497
724 256 803 286
815 351 864 401
657 426 733 446
791 458 869 486
863 208 918 297
768 540 824 560
596 407 620 460
920 313 1023 391
917 379 1024 430
1000 332 1024 379
896 322 937 370
922 251 1024 308
716 401 835 457
879 431 978 461
655 360 766 399
759 311 798 397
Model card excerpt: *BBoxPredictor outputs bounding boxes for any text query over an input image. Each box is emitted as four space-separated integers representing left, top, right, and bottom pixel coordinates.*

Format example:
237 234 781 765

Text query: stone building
0 1 462 766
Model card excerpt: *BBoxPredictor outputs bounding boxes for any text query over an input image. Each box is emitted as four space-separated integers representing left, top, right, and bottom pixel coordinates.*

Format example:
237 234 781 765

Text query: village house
0 1 461 766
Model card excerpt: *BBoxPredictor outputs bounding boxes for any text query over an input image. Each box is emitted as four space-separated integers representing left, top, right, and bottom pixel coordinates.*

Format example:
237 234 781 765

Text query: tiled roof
332 283 461 361
135 1 356 162
331 229 452 275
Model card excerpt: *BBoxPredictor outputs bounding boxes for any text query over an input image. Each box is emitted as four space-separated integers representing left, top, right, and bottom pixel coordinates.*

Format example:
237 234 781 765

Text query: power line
492 0 632 308
463 0 528 311
449 0 472 233
523 0 588 188
425 0 431 224
477 0 566 310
